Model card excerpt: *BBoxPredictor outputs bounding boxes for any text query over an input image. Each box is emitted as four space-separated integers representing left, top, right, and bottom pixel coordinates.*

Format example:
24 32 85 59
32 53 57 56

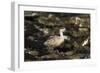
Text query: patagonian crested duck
44 28 69 48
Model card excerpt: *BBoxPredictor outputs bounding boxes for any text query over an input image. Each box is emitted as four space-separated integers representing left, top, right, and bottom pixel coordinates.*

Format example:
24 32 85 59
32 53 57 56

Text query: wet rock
28 50 39 56
73 41 80 48
65 51 74 56
67 54 82 59
40 53 59 60
79 28 88 32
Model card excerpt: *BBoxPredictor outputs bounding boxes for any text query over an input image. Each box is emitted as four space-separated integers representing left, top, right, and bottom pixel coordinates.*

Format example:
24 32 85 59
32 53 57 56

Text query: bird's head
60 28 66 32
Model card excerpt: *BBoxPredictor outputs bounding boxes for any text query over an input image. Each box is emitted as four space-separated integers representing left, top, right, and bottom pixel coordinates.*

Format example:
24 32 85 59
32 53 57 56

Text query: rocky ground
24 11 90 61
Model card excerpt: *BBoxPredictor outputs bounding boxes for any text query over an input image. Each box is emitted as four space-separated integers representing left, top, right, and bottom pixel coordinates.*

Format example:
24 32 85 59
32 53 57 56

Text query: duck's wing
44 36 64 47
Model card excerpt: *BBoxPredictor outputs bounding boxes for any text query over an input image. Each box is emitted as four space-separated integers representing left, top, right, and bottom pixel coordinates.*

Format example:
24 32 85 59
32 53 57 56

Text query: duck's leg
47 47 55 54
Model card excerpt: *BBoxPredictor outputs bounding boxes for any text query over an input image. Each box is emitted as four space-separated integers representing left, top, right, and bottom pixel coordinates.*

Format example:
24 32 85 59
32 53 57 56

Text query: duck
44 28 69 53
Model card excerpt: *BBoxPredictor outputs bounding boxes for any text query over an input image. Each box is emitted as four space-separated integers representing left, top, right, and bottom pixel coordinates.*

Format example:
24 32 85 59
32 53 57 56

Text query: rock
73 41 80 48
79 28 88 32
65 51 74 56
40 53 59 60
27 36 34 41
24 53 37 61
28 50 39 56
68 54 81 59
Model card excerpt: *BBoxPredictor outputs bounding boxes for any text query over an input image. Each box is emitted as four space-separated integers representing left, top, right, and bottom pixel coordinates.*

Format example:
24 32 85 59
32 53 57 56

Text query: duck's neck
60 31 64 38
